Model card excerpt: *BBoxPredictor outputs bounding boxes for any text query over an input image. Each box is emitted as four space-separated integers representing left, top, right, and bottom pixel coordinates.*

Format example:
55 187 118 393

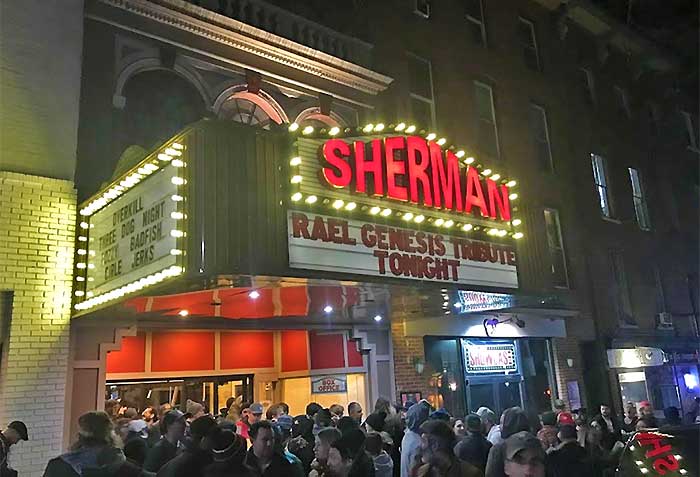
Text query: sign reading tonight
288 211 518 287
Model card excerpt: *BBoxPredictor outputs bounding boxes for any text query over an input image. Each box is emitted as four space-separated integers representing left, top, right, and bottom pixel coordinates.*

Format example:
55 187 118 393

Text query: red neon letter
321 139 352 188
406 136 433 206
430 144 463 211
464 167 489 217
384 136 408 201
355 140 384 196
486 179 512 221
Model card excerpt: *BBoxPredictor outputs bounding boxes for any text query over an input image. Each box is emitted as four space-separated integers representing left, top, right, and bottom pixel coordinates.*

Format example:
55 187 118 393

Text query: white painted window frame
473 81 501 159
407 52 437 130
543 208 570 289
518 17 540 71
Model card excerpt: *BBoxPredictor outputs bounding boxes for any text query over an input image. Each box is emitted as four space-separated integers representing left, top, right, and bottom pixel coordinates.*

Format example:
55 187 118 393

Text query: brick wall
390 293 433 403
551 337 587 412
0 171 76 476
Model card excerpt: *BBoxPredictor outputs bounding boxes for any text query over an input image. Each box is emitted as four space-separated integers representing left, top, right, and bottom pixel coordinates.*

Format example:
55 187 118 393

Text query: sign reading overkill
73 140 188 312
287 127 523 287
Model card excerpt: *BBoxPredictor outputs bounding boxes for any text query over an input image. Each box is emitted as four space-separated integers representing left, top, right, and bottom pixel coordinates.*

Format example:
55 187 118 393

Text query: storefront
67 118 580 439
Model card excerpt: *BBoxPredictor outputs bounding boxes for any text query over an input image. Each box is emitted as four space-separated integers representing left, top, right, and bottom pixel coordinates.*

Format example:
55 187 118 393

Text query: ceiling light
249 290 260 299
323 305 333 313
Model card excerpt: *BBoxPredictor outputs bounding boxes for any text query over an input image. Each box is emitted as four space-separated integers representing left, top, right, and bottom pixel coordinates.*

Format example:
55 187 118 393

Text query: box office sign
311 375 348 394
84 169 179 298
288 211 518 288
462 339 518 375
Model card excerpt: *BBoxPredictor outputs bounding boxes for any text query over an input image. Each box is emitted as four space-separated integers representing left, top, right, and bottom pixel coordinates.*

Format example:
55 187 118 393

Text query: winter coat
400 401 431 477
484 408 530 477
414 457 483 477
243 448 304 477
0 433 16 477
143 438 177 472
545 441 592 477
202 460 253 477
372 451 394 477
156 443 211 477
43 446 143 477
454 430 492 471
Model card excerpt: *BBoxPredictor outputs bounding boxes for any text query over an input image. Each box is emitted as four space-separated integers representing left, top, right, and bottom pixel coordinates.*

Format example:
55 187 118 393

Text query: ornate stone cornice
95 0 394 96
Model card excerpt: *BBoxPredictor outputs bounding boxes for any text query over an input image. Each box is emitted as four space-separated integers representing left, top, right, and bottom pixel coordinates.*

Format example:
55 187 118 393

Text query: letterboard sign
86 169 178 297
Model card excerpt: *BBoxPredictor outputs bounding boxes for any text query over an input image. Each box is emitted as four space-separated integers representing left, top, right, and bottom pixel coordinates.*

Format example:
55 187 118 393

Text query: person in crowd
123 419 149 466
123 408 139 421
278 403 290 416
414 419 481 477
450 418 466 439
484 406 530 477
685 396 700 424
1 421 28 477
273 415 294 449
536 412 559 451
552 400 566 416
326 429 373 477
289 415 315 475
337 417 359 435
105 400 122 422
244 421 304 477
309 427 342 477
265 404 281 422
592 405 621 450
637 401 658 426
429 408 451 422
142 407 156 425
635 415 656 431
236 403 259 441
158 415 216 477
314 409 334 435
571 411 589 448
584 418 623 476
186 400 206 422
43 411 141 477
365 432 394 477
476 408 501 445
454 413 491 472
374 397 403 477
662 406 682 427
144 410 186 472
347 402 363 425
620 402 638 433
306 403 323 420
502 431 546 477
329 404 344 423
365 412 387 434
400 399 431 477
202 428 250 477
545 424 591 477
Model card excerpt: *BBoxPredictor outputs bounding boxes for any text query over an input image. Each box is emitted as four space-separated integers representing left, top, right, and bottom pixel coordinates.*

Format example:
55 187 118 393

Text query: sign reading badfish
86 170 178 297
463 340 518 375
311 375 347 394
288 211 518 288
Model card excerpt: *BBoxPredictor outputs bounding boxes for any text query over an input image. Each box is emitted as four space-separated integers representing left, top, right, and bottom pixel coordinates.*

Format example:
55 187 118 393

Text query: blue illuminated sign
457 291 515 313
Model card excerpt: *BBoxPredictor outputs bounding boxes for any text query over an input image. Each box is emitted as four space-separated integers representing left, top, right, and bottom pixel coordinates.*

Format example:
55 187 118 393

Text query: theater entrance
106 374 254 415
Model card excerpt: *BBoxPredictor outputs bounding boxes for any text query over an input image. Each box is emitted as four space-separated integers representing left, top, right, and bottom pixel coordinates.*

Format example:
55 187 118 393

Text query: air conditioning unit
656 312 673 329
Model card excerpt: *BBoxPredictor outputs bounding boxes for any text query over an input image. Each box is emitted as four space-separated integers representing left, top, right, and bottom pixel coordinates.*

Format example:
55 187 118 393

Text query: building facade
0 0 697 474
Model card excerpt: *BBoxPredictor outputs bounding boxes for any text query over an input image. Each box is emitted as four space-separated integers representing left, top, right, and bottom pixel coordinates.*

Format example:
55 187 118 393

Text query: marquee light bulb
465 157 475 165
402 212 414 221
426 133 437 141
323 305 333 313
290 175 303 184
482 169 492 176
490 174 501 181
165 148 182 157
158 153 172 162
414 215 425 223
462 223 473 231
80 222 89 229
506 180 517 187
395 123 406 131
171 194 184 202
291 192 303 202
434 218 445 226
380 208 392 217
170 249 183 255
289 156 302 166
363 124 374 133
172 159 184 168
513 232 524 239
170 230 184 238
405 125 416 133
498 229 507 237
302 125 314 135
329 126 340 136
171 211 184 219
436 138 446 146
374 123 385 132
288 122 299 132
509 193 518 200
332 199 344 209
444 220 454 228
345 202 357 211
171 142 184 150
171 177 185 185
305 195 318 204
455 150 465 158
370 206 381 215
512 219 522 226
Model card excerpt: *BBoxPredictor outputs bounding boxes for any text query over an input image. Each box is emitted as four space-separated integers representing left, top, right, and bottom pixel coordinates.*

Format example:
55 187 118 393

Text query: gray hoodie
400 401 431 477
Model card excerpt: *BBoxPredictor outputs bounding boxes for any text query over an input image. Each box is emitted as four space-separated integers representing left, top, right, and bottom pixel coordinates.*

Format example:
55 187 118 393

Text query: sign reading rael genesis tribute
288 211 518 288
86 170 178 297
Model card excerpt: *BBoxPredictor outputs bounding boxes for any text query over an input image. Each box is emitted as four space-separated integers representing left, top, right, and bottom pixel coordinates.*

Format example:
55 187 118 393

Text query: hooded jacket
484 408 530 477
43 446 143 477
400 401 431 477
372 450 394 477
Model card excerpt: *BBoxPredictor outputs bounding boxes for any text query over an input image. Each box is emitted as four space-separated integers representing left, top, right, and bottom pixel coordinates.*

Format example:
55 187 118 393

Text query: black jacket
244 448 304 477
454 431 492 471
43 446 143 477
156 443 211 477
0 433 16 477
545 441 593 477
143 438 178 473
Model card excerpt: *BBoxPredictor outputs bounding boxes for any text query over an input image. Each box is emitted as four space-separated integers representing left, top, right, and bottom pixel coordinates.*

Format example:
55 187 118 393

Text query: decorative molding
95 0 393 95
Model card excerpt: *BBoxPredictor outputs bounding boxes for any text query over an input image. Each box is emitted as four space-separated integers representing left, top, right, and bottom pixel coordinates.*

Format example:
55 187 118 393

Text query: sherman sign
288 211 518 287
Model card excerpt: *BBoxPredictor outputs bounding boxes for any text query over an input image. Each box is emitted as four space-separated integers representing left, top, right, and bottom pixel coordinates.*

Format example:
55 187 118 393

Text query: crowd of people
1 395 698 477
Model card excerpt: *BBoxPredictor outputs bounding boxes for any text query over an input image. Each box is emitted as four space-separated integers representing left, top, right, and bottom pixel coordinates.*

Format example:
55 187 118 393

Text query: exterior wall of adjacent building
0 1 84 474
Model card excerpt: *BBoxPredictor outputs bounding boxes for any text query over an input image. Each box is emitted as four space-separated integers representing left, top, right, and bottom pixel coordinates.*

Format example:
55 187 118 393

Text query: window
579 68 595 105
413 0 431 18
543 208 569 288
591 153 614 218
407 53 436 129
680 111 698 149
615 86 631 118
474 82 500 159
628 168 650 230
465 0 487 46
529 104 553 171
610 250 635 325
647 102 659 136
518 17 540 71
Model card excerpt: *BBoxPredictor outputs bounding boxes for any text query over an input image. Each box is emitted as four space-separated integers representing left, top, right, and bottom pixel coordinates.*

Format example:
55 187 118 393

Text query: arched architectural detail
114 57 212 109
294 107 346 128
213 85 289 127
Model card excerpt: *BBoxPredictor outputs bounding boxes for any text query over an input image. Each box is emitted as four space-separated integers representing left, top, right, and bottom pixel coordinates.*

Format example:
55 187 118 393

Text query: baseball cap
161 410 186 432
557 411 575 426
250 403 264 415
505 431 544 461
276 414 294 432
127 419 148 434
8 421 28 441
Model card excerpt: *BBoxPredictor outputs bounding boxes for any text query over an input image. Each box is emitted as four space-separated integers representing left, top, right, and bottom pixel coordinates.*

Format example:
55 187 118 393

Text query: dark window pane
477 119 498 158
408 56 432 99
411 97 433 129
465 0 482 20
468 21 485 46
